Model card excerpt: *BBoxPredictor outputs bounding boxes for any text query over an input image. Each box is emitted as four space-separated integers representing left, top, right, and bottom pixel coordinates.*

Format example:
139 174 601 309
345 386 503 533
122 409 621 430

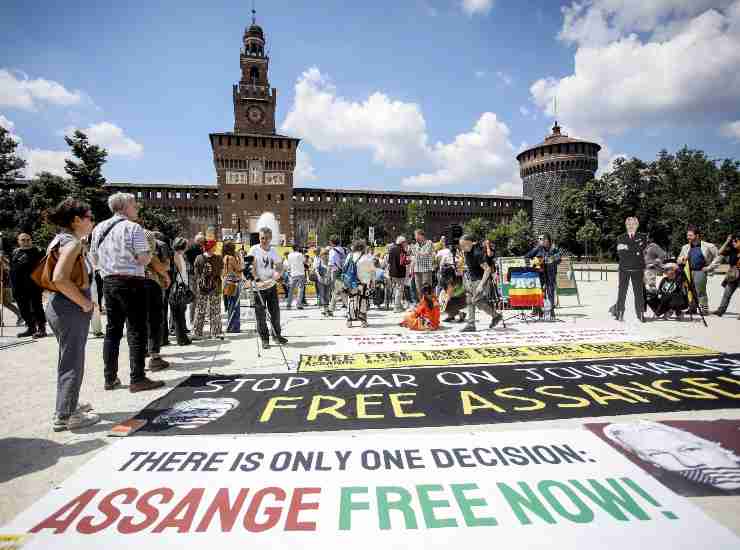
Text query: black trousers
161 286 171 345
103 277 148 384
16 286 46 330
254 285 281 342
171 301 189 344
144 279 163 355
616 269 645 318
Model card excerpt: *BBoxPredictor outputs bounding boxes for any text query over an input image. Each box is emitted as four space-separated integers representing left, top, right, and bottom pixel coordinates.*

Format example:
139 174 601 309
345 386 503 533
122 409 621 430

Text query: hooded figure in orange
400 284 440 331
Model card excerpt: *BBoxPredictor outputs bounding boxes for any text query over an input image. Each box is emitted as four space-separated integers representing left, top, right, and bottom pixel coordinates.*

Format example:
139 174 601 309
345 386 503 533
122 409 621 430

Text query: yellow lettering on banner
389 393 426 418
307 395 348 421
259 396 302 422
493 387 546 411
297 340 717 372
533 386 590 408
356 394 385 419
650 379 718 400
460 391 506 415
602 383 659 403
578 384 639 405
682 377 740 399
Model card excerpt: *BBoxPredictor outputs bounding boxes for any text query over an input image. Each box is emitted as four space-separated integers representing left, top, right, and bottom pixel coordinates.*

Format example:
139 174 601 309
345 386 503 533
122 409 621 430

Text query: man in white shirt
247 227 287 348
285 245 306 309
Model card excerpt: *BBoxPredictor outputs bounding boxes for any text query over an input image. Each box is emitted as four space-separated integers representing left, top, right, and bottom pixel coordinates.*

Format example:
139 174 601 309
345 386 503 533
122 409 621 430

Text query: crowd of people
1 195 739 432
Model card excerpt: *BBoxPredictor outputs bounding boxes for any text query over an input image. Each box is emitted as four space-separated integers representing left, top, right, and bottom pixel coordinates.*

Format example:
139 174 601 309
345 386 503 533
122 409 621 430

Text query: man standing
678 225 721 316
285 245 306 310
10 233 46 338
615 216 648 322
387 236 408 313
410 229 434 302
90 193 165 393
184 233 204 327
248 227 288 348
459 234 501 332
143 229 171 371
524 232 561 320
327 235 347 315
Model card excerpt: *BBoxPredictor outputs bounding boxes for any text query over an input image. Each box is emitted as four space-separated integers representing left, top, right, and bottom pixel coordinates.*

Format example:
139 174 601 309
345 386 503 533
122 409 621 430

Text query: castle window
279 140 283 149
261 139 266 147
227 193 231 200
255 193 259 200
250 66 259 84
267 193 272 201
270 140 274 148
241 193 245 200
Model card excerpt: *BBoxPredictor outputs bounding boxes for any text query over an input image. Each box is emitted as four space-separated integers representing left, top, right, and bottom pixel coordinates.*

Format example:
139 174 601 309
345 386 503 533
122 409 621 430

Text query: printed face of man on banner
153 398 240 430
601 420 740 494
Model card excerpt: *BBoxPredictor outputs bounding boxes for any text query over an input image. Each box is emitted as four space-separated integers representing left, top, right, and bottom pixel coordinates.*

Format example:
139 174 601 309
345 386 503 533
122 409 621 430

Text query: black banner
132 355 740 435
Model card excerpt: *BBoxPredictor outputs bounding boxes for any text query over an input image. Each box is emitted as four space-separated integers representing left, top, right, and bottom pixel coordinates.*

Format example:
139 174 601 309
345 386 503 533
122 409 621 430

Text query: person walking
10 233 47 338
143 229 171 371
90 192 165 393
614 216 648 322
387 236 408 313
247 227 288 348
193 240 224 340
459 234 500 332
677 225 721 316
171 237 192 345
314 247 332 316
43 198 100 430
327 236 347 315
222 240 243 333
410 229 434 302
711 234 740 318
285 245 306 310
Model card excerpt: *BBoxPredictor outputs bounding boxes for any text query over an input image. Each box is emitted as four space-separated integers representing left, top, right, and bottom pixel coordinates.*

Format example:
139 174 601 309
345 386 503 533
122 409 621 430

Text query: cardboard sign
127 355 740 436
4 430 739 549
298 340 718 372
586 419 740 497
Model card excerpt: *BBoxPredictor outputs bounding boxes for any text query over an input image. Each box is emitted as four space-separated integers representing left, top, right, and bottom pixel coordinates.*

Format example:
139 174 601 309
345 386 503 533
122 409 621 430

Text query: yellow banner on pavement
298 339 718 372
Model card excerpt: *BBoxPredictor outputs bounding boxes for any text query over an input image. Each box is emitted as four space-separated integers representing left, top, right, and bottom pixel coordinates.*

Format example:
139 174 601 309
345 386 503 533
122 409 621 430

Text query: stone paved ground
1 275 739 533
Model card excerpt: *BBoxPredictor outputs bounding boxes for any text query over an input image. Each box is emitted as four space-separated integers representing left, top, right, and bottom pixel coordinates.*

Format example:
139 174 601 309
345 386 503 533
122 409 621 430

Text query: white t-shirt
287 251 305 277
436 248 453 267
248 244 281 282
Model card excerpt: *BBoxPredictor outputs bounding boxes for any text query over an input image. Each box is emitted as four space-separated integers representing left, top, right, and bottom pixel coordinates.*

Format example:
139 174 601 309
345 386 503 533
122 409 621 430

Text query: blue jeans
225 291 241 333
317 282 330 308
286 275 306 308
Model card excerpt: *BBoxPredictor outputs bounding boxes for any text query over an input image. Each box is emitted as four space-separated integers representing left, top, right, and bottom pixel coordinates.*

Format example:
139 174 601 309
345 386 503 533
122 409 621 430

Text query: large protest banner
129 355 740 436
298 339 717 372
3 430 738 549
586 419 740 497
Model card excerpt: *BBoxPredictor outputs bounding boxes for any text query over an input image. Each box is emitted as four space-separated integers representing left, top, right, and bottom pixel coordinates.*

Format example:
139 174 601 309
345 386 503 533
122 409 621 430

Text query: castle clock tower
210 11 299 244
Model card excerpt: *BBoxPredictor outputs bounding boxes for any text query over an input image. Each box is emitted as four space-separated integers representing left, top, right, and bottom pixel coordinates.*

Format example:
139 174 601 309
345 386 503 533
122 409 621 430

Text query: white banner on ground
2 430 738 549
325 326 644 353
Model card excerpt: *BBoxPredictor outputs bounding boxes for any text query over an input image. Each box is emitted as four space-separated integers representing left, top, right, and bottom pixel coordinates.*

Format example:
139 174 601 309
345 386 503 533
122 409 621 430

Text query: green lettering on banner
339 487 369 530
568 478 651 521
497 482 556 525
450 484 497 527
537 481 594 523
376 486 418 530
416 485 458 529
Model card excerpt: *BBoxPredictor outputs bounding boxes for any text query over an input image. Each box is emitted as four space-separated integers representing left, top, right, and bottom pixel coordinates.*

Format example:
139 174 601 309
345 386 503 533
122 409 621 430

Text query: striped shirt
90 214 149 277
410 240 434 273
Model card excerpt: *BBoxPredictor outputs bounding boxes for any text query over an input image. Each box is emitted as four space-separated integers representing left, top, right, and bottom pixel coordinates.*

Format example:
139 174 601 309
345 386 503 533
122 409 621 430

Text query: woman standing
193 240 224 340
222 240 243 333
171 237 191 345
344 240 372 328
315 247 332 316
44 198 99 431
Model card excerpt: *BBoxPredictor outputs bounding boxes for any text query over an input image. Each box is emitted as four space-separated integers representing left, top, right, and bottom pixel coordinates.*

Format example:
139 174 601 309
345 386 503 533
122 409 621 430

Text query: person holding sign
524 232 561 320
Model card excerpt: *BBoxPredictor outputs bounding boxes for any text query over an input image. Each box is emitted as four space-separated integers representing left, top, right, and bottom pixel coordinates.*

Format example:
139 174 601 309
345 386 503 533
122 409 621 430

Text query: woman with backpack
343 239 373 328
193 240 224 340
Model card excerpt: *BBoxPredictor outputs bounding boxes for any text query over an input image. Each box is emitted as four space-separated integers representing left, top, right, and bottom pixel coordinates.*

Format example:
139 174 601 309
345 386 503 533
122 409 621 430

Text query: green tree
64 130 110 223
405 201 427 236
463 217 491 241
0 125 26 183
138 206 184 241
507 210 535 255
576 219 601 260
320 198 385 246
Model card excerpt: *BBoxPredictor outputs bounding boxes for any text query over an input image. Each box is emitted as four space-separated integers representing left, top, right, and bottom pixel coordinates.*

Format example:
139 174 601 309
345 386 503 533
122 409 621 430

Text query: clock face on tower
247 105 264 124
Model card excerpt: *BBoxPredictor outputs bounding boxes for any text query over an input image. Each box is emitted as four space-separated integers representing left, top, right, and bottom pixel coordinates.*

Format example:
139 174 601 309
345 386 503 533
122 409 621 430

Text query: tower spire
252 0 256 24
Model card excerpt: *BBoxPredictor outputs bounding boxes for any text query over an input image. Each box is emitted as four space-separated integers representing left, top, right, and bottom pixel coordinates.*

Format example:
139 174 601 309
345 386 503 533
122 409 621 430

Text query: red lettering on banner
118 488 174 534
152 488 205 533
29 489 99 534
243 487 286 532
285 488 321 531
77 488 137 534
195 488 250 532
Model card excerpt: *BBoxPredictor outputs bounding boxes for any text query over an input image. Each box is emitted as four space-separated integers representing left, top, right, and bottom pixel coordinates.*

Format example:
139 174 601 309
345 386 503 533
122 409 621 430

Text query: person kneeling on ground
401 284 440 331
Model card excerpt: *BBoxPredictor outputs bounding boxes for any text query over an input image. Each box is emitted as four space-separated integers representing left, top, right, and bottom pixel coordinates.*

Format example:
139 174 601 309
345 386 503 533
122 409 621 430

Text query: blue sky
1 0 739 196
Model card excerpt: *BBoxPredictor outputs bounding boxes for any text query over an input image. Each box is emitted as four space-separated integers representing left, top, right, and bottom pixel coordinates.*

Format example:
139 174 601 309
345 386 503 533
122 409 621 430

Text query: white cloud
21 147 69 178
0 69 83 110
475 70 486 79
489 181 523 197
402 112 520 189
0 114 15 132
294 149 317 184
496 71 513 85
65 122 143 158
720 120 740 140
281 67 429 167
461 0 494 16
532 1 740 138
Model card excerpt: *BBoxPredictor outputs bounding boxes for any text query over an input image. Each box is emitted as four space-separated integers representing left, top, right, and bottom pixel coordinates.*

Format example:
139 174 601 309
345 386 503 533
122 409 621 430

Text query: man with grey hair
90 192 165 393
387 235 409 312
247 227 287 348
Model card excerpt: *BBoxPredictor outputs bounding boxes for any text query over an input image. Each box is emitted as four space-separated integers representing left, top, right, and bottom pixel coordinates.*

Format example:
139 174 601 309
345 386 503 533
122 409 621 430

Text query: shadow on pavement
0 437 107 483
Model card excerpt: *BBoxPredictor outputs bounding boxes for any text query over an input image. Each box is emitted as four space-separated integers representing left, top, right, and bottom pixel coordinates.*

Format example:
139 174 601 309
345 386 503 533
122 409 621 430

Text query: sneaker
489 313 502 329
460 324 477 333
276 336 288 345
148 357 170 372
262 340 271 349
297 306 304 310
177 339 192 346
104 377 122 390
458 312 467 323
76 402 93 413
711 310 724 317
129 377 166 393
54 411 101 432
17 328 35 338
93 332 104 338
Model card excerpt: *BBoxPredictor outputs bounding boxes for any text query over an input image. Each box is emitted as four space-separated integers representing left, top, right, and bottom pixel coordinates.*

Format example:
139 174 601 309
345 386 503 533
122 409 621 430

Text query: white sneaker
54 411 100 431
76 402 93 413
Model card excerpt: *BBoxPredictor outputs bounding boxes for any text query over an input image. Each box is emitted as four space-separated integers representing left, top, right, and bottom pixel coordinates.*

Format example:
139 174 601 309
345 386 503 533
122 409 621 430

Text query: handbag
725 266 739 284
169 269 195 306
31 245 86 292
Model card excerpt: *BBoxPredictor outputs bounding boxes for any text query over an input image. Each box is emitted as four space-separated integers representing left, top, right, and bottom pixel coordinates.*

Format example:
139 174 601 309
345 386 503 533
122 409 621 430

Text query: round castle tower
517 123 600 237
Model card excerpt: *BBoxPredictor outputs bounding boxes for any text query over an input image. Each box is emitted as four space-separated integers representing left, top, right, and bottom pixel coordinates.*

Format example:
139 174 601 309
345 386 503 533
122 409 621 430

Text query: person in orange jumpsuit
400 284 440 331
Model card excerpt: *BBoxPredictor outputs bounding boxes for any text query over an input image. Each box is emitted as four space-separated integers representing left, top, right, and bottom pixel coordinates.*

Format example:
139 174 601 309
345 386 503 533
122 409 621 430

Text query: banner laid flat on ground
586 419 740 497
3 430 739 549
298 340 718 372
130 355 740 435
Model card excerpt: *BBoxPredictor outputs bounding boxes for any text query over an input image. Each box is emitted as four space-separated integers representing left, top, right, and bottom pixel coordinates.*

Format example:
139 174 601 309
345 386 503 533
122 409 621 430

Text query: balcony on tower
233 82 273 100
